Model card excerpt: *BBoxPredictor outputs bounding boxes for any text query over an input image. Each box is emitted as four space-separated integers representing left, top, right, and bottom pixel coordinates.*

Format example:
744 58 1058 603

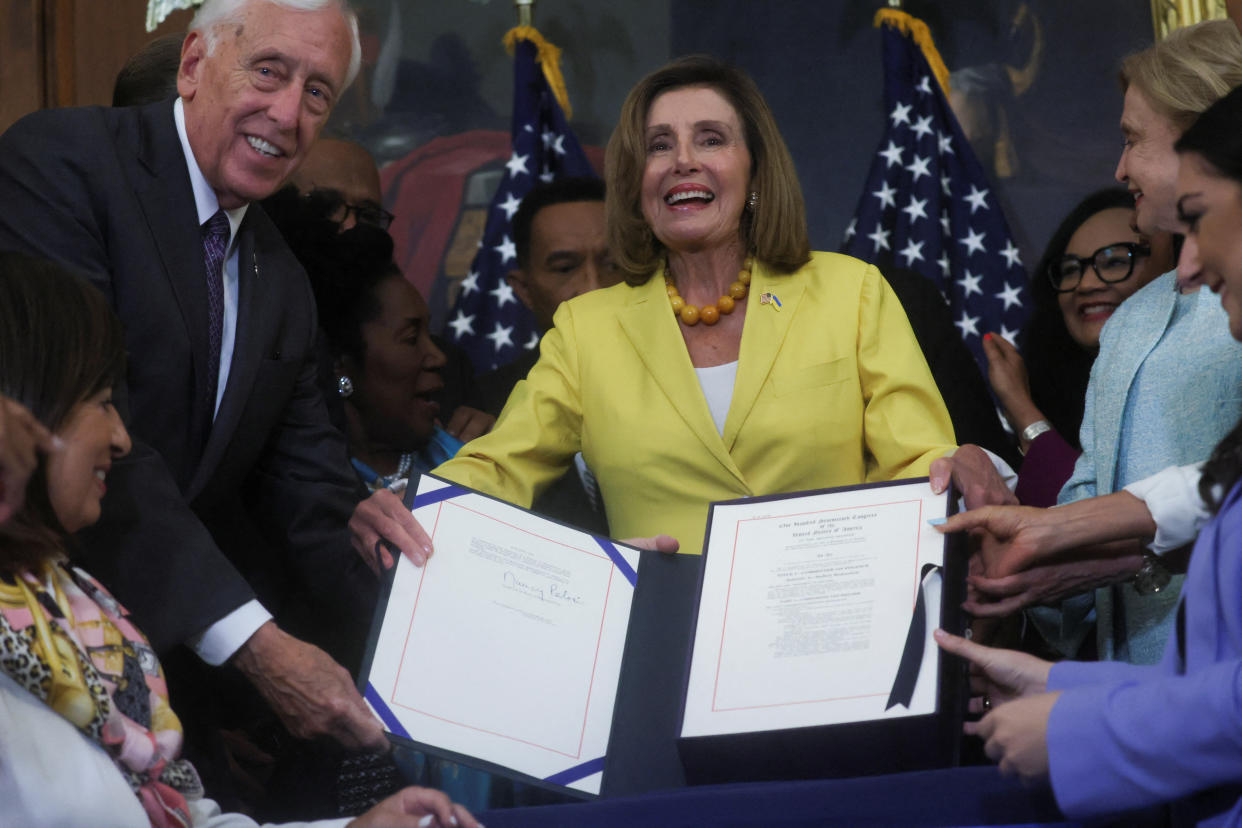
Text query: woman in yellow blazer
435 56 956 554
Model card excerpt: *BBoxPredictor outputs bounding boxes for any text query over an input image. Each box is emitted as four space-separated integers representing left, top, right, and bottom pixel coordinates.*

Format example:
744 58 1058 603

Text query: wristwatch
1132 550 1172 595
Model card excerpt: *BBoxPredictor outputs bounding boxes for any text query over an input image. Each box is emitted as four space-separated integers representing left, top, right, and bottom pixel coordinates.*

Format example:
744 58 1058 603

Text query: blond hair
1120 19 1242 132
605 55 811 283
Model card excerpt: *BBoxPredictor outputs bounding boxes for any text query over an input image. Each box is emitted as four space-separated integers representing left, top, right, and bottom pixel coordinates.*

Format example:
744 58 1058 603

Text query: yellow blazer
436 252 956 553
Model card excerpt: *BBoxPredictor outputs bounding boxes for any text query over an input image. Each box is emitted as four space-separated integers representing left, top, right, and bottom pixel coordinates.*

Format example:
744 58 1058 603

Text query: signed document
681 478 950 740
362 475 640 795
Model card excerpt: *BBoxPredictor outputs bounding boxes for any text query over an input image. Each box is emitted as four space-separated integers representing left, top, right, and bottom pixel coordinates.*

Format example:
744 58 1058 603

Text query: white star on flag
843 218 857 241
955 310 981 338
459 269 480 296
959 227 987 256
964 184 989 214
552 135 566 156
447 311 475 338
868 226 892 252
486 322 514 352
489 280 517 308
937 252 951 277
890 101 912 126
995 281 1023 310
873 180 897 208
999 324 1020 344
959 270 983 297
1000 240 1023 268
524 330 541 351
498 192 522 220
869 227 889 253
937 131 954 155
906 154 931 181
879 141 904 168
901 195 928 223
911 115 934 139
899 238 925 266
916 76 933 95
494 235 517 264
505 152 529 178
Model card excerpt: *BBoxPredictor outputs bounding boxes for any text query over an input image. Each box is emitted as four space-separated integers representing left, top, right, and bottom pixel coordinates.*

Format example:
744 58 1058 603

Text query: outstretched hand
936 504 1062 578
965 554 1144 616
232 622 388 752
933 628 1052 707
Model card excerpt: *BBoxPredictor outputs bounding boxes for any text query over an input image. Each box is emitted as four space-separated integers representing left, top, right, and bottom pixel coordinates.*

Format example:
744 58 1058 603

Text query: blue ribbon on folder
593 536 637 587
364 682 411 740
410 483 471 510
543 755 606 786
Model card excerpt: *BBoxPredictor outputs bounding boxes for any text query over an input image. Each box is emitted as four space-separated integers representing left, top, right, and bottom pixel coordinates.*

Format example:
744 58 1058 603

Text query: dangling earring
337 375 354 398
747 191 759 210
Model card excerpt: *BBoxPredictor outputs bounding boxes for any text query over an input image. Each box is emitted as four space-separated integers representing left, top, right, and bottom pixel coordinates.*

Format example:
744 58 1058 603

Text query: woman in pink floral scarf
0 251 479 828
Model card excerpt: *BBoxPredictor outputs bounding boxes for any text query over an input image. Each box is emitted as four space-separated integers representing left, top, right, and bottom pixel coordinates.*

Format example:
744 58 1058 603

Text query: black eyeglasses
340 201 395 231
303 188 395 231
1047 242 1151 292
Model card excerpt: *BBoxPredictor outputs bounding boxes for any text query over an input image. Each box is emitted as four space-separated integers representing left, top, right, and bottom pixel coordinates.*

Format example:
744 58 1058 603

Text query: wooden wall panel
0 0 194 134
0 0 47 131
71 0 193 109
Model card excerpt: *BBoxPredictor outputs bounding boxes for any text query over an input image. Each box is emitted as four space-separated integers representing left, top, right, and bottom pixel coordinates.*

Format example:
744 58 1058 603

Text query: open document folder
359 474 640 797
678 477 967 783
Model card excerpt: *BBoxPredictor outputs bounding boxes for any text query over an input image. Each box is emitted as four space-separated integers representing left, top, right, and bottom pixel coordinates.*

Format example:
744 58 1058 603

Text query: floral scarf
0 561 202 827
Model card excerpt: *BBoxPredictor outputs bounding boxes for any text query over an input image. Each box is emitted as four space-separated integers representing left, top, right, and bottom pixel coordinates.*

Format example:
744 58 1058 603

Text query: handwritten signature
502 571 582 605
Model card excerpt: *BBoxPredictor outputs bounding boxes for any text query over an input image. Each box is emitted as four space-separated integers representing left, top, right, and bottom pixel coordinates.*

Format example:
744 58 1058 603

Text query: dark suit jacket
0 100 376 653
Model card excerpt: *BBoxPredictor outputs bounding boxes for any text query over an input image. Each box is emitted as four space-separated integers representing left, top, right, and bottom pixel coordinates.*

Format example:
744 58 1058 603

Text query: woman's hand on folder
350 489 435 574
621 534 680 554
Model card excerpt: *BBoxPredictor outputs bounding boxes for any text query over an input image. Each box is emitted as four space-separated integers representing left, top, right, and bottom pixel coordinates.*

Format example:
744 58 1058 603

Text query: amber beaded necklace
665 258 752 326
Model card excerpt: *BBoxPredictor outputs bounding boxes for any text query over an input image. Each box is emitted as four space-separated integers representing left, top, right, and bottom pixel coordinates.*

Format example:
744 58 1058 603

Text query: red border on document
709 497 925 713
388 499 617 759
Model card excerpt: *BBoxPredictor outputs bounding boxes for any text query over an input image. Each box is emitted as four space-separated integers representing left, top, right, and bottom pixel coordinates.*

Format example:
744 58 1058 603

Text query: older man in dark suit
0 0 425 751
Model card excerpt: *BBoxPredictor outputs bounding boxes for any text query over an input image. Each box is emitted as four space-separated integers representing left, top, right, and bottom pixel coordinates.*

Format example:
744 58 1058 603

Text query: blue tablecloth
475 766 1105 827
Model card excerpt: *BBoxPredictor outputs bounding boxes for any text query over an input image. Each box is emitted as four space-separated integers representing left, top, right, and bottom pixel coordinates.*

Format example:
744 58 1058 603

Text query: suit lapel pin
759 291 781 311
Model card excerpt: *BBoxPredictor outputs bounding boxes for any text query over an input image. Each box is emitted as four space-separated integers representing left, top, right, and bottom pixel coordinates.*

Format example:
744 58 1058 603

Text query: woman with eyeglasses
982 190 1175 507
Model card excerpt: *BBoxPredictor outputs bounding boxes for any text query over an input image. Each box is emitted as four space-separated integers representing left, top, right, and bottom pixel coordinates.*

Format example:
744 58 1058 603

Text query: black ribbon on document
885 562 941 711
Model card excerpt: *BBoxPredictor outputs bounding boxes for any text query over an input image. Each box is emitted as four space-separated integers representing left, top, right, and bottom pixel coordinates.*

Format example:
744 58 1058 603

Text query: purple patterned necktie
201 209 229 415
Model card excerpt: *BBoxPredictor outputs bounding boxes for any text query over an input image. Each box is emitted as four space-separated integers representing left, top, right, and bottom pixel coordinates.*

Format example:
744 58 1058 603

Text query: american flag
445 34 597 372
841 12 1029 369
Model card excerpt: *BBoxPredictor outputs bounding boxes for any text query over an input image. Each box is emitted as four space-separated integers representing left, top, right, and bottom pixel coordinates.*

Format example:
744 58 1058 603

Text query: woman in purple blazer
936 85 1242 827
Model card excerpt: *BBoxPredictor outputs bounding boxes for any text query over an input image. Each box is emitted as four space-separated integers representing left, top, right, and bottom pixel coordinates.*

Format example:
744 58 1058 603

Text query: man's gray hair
189 0 361 89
